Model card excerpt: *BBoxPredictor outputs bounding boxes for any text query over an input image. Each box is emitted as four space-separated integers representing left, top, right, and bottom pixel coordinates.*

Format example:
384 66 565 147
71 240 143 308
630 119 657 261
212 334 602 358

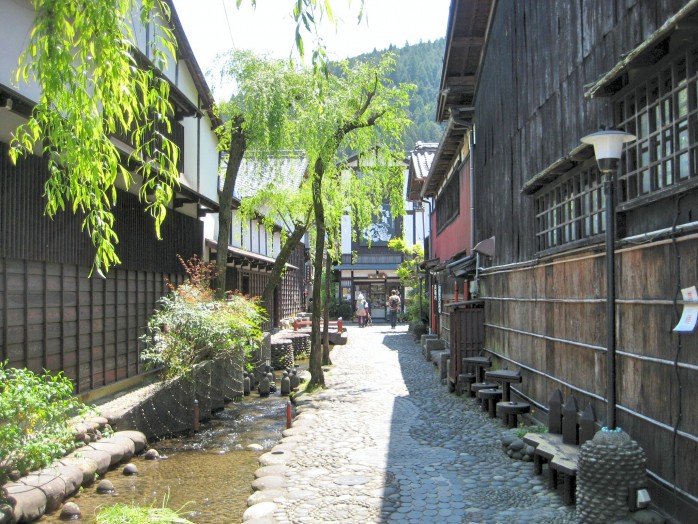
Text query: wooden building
336 153 414 321
0 0 220 392
428 0 698 519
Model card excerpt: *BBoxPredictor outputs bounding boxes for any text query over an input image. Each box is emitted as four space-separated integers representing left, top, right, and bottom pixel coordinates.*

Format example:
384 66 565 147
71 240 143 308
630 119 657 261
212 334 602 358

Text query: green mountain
348 39 446 151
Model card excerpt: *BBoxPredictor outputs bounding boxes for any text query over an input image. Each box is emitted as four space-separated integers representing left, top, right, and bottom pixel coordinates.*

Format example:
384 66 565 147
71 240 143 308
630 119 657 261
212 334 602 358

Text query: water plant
0 362 93 486
95 495 194 523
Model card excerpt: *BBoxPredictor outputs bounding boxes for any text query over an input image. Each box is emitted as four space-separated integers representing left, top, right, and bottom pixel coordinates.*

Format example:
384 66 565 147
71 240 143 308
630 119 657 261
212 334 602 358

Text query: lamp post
580 129 636 431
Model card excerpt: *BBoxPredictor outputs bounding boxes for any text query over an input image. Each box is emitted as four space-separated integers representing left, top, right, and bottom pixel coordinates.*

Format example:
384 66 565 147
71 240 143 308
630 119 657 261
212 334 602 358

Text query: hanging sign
673 286 698 332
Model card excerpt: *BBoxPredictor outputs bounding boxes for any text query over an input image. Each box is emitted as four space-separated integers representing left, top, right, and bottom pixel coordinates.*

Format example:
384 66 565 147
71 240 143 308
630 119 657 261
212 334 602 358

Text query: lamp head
581 129 636 172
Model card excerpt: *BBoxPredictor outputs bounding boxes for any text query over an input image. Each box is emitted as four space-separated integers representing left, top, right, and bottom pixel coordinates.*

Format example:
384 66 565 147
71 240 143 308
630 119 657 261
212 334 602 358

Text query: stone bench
523 432 579 505
521 389 598 506
424 338 446 362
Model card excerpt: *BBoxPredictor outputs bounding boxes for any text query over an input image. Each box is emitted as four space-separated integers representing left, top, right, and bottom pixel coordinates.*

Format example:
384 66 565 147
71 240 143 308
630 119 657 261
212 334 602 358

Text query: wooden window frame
534 162 605 252
615 44 698 211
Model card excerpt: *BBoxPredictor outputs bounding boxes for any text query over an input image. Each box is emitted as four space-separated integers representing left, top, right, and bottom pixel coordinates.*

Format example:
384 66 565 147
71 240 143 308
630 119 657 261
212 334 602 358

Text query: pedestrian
356 298 367 327
386 289 401 329
364 299 372 326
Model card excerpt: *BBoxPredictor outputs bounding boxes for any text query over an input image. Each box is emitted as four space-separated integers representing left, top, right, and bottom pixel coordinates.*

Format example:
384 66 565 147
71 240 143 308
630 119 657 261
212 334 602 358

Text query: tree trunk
261 222 308 313
308 167 326 389
215 117 246 298
322 251 332 365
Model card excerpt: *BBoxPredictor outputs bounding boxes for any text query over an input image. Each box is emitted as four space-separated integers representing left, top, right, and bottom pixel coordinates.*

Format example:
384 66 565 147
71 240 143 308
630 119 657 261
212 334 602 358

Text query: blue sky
173 0 451 92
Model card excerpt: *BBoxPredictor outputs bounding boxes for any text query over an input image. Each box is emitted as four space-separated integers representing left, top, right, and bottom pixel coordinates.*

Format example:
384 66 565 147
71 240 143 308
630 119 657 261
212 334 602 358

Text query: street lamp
580 129 636 431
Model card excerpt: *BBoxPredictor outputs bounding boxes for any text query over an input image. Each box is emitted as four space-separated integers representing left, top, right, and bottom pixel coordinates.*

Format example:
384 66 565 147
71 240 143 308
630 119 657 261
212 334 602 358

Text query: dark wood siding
1 141 201 392
472 1 698 517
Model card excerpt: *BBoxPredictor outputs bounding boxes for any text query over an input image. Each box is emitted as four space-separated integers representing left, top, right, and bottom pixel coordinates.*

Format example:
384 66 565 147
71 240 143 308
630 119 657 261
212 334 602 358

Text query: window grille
615 45 698 204
534 163 605 251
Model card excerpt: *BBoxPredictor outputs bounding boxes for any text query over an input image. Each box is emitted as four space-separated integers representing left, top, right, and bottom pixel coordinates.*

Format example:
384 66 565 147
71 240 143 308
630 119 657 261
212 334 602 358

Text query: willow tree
214 51 308 296
11 0 362 277
299 54 413 389
10 0 179 275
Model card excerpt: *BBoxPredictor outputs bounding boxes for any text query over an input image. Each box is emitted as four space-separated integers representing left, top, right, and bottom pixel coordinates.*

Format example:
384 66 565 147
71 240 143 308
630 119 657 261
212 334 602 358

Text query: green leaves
0 362 93 485
11 0 180 276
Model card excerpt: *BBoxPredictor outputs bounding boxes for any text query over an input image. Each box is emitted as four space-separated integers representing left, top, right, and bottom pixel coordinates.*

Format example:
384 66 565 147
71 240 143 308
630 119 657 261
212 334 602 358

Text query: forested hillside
347 39 446 151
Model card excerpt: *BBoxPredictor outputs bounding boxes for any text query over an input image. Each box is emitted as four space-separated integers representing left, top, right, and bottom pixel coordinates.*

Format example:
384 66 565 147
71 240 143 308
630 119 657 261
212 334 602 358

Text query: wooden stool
470 382 498 402
497 401 531 428
477 388 502 418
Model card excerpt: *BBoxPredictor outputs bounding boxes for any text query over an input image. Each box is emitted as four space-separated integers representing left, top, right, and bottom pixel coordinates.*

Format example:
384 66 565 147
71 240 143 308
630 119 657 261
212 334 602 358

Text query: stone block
423 337 445 360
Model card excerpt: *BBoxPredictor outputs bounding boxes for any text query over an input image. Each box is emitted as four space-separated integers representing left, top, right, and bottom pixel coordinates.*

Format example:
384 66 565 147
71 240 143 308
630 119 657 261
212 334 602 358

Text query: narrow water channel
41 392 288 523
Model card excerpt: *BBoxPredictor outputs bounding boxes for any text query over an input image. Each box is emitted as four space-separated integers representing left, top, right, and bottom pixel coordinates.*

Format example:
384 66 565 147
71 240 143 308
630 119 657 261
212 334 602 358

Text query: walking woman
356 298 367 327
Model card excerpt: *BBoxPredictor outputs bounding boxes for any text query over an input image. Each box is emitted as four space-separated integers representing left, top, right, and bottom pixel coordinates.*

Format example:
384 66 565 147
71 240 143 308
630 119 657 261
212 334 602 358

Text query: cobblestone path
245 324 580 524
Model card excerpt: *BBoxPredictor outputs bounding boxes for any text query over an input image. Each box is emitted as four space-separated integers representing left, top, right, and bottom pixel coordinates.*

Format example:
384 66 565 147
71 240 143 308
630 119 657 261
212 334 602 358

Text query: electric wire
221 0 237 50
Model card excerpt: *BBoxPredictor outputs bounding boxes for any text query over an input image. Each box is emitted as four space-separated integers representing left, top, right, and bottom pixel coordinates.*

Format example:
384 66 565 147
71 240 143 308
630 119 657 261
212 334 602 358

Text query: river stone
255 465 288 478
510 438 525 451
114 430 148 453
242 502 277 522
40 464 84 497
501 434 517 447
631 510 666 524
252 476 288 491
246 443 264 451
271 442 298 452
96 479 115 494
60 501 82 520
69 447 112 475
59 456 99 486
259 450 293 466
247 489 286 506
281 426 309 437
19 472 71 512
4 482 47 522
89 435 135 464
91 416 110 427
243 519 275 524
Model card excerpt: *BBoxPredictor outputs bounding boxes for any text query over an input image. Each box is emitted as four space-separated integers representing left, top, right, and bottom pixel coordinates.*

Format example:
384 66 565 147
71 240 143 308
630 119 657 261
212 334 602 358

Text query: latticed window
615 44 698 204
534 164 605 251
436 169 460 233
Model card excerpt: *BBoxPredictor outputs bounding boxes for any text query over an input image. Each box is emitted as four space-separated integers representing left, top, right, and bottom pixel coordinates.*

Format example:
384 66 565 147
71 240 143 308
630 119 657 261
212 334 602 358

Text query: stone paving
244 323 581 524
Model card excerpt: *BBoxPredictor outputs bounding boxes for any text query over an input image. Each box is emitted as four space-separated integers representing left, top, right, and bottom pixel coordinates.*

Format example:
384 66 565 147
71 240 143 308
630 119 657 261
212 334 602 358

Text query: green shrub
0 362 92 485
140 257 266 379
404 287 429 324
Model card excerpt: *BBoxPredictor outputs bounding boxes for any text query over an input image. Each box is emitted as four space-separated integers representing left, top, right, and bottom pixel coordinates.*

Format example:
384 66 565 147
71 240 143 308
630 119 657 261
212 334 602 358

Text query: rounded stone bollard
144 448 160 460
123 463 138 476
258 376 270 397
243 373 251 396
280 372 291 396
577 429 647 522
96 479 115 494
289 369 300 390
59 501 81 520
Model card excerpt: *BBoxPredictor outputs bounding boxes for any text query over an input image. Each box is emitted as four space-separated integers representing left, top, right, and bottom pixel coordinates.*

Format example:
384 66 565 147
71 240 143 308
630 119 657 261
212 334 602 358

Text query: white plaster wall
341 214 352 254
272 232 281 257
230 209 242 247
197 114 220 201
0 0 41 103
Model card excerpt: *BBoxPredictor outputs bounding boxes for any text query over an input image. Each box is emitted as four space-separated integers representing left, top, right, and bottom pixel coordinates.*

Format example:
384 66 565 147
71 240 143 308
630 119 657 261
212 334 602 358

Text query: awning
585 0 698 98
447 254 476 277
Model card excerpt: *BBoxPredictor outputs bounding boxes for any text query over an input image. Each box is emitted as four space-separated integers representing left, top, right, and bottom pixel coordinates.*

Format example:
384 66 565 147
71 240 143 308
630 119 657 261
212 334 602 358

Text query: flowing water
42 392 288 523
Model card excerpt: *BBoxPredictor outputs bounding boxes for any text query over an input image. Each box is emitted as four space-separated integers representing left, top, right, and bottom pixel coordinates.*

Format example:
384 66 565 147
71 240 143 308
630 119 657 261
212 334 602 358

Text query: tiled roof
411 142 439 179
406 142 439 201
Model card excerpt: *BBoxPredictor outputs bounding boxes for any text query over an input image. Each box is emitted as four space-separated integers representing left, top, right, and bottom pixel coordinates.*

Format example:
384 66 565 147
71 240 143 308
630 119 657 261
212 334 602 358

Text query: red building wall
431 159 473 262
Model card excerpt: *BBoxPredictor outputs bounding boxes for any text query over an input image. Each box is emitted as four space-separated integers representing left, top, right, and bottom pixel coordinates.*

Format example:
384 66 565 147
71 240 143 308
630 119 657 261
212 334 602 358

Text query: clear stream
42 392 288 523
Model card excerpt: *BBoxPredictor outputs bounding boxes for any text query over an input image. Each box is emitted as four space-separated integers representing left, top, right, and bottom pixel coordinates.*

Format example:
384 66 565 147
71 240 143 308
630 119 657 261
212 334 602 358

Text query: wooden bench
293 318 344 333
